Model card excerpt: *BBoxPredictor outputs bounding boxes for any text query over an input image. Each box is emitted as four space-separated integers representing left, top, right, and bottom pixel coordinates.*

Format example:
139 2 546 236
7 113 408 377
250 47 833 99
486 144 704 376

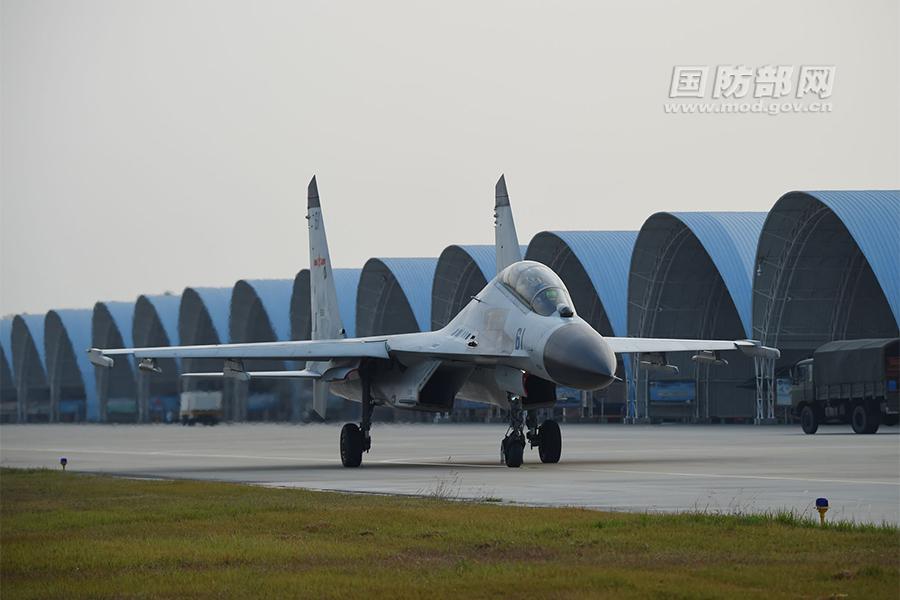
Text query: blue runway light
815 497 829 525
60 457 68 470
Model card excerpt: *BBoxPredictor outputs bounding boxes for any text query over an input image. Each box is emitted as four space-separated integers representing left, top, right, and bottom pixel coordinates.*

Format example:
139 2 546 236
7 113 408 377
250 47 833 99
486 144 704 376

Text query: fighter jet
89 176 779 468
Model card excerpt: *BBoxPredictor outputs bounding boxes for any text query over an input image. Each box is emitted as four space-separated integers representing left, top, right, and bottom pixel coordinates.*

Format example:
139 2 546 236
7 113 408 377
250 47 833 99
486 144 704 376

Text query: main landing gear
340 366 373 468
500 396 562 468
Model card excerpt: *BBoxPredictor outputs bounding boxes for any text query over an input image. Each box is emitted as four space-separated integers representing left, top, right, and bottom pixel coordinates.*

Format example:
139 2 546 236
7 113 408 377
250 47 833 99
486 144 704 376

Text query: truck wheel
851 404 880 434
800 406 818 434
884 415 898 427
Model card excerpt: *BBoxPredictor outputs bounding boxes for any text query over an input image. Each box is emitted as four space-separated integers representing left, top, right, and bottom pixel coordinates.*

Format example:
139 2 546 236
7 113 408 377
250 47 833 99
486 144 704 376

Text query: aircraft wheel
537 420 562 463
851 404 880 434
340 423 364 467
800 406 818 435
502 435 525 468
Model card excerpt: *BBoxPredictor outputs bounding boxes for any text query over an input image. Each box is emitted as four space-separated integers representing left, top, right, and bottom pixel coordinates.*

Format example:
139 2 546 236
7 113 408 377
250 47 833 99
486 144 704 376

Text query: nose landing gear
501 396 562 467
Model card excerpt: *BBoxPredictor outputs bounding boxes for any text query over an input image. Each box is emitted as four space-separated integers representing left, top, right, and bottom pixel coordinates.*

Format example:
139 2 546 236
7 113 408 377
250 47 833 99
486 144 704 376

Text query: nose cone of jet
543 324 617 390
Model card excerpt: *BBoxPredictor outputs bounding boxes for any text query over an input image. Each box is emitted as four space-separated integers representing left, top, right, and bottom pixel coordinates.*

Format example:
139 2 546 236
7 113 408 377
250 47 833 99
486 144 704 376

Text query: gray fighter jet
89 176 778 467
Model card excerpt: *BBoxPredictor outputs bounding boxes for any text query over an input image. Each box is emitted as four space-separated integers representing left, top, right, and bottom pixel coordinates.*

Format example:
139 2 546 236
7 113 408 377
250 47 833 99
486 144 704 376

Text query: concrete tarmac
1 423 898 524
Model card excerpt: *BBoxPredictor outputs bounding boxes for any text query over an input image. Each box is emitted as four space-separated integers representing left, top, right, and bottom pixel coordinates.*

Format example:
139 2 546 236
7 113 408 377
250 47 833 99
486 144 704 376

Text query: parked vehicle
179 391 223 426
791 338 899 434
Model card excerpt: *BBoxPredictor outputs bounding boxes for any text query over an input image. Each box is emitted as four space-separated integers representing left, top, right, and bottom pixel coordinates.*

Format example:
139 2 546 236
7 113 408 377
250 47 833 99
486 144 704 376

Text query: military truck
792 338 899 434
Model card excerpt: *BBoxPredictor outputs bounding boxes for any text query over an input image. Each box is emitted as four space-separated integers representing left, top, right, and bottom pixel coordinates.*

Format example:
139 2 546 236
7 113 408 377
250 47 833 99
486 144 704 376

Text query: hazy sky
2 0 898 316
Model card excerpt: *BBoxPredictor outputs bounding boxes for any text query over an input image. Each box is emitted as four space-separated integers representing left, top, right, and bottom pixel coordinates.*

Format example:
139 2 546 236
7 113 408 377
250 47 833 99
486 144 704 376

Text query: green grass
1 469 898 599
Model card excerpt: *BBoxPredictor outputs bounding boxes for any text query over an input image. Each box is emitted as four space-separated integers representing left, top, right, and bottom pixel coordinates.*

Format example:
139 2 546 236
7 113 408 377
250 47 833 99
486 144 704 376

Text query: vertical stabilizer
494 174 523 271
307 176 345 418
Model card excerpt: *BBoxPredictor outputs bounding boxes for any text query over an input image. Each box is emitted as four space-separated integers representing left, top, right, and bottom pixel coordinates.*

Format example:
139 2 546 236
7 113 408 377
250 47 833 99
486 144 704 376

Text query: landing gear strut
500 397 563 467
340 364 374 468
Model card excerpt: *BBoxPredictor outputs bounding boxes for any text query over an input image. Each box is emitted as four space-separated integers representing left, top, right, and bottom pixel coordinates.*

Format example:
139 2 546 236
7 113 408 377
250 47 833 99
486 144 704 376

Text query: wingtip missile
307 175 320 209
495 174 509 208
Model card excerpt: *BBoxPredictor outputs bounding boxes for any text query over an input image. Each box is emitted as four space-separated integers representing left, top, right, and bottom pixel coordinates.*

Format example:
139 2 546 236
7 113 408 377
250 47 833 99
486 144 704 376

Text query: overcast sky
2 0 898 316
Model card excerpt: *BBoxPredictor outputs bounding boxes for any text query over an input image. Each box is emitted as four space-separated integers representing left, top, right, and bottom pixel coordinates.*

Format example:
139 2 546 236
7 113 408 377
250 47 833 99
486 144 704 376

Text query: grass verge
1 468 898 599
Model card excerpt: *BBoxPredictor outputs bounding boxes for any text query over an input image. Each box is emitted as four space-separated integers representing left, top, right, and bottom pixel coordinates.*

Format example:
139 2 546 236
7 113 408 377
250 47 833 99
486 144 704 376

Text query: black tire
340 423 364 467
187 418 196 427
538 420 562 463
502 436 525 468
851 404 880 434
883 415 898 427
800 405 818 435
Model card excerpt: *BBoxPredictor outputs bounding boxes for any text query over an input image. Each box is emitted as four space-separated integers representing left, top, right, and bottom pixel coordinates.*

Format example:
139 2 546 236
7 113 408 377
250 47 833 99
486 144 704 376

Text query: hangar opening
92 301 136 422
629 213 765 423
133 294 181 422
356 258 437 337
178 287 231 419
10 315 48 422
527 231 637 420
45 309 98 422
431 245 494 330
229 279 293 421
753 191 899 370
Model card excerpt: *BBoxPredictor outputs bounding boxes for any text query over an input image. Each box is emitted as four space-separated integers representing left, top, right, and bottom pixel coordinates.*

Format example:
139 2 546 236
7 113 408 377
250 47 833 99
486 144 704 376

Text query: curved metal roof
378 258 437 331
45 308 99 421
455 245 497 280
357 258 438 335
134 293 180 346
11 314 48 420
12 314 46 370
92 301 135 348
179 287 232 344
431 245 495 330
632 212 766 336
291 268 362 340
802 191 900 324
527 231 638 336
230 279 293 342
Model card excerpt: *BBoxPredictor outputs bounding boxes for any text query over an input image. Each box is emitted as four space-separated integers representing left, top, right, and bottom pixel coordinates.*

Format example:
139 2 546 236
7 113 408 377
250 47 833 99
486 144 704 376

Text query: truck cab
790 358 814 410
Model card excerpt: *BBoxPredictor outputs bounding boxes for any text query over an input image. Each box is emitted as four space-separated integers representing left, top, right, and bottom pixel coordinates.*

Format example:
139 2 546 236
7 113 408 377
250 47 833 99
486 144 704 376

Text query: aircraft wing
88 337 391 367
604 337 780 359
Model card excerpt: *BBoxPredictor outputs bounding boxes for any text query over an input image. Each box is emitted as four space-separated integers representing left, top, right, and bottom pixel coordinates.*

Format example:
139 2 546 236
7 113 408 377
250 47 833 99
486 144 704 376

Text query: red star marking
313 256 326 267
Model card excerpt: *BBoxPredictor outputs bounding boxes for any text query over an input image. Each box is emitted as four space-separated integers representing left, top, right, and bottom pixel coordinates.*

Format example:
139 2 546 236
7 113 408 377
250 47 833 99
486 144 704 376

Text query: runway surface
2 423 898 524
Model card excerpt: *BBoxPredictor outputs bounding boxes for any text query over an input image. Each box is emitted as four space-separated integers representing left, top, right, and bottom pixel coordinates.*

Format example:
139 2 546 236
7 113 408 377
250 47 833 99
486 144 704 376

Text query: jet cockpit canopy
500 261 574 317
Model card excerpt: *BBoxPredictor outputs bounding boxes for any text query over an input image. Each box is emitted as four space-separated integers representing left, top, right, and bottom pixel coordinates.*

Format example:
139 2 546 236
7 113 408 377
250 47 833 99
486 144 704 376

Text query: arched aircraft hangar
753 190 900 374
229 279 294 421
92 301 136 422
178 287 232 417
132 293 181 422
527 230 638 419
628 212 766 423
356 258 437 337
45 309 98 422
10 315 47 422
